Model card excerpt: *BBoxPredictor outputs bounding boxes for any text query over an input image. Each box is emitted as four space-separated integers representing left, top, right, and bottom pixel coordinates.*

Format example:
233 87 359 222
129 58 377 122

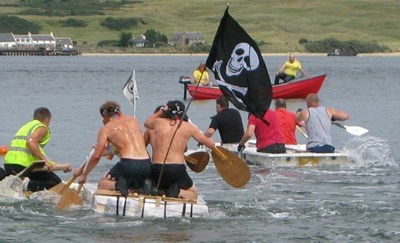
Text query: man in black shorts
144 100 215 199
75 101 151 196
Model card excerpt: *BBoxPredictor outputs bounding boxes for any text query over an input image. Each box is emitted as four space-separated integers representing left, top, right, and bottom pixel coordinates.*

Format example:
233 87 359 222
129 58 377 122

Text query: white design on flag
226 42 259 77
213 60 248 96
122 70 139 116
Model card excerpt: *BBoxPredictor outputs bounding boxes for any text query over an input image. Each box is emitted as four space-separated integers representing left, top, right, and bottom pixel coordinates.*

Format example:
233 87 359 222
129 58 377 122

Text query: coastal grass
1 0 399 52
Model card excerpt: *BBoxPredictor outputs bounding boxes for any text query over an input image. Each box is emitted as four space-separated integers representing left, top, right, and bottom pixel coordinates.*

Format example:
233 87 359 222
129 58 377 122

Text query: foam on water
342 135 397 167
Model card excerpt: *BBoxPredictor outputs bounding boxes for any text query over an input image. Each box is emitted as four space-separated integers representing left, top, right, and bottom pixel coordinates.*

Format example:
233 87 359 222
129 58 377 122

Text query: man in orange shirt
274 99 303 144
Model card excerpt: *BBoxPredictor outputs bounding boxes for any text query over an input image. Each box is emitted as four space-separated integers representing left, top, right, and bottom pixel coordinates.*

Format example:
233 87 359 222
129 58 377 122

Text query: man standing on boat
144 100 215 200
76 101 152 197
3 107 72 192
296 93 350 153
274 54 307 85
204 96 244 146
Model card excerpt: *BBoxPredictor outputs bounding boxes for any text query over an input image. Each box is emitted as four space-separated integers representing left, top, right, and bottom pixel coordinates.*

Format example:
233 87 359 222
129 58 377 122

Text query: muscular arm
80 128 107 183
144 109 164 129
192 126 215 149
239 124 255 145
327 107 350 121
27 127 51 166
204 127 216 138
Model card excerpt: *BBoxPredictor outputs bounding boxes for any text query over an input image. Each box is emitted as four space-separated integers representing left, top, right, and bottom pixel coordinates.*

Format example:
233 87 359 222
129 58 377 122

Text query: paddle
185 151 209 173
52 149 94 210
296 125 308 138
210 146 251 188
17 161 46 178
332 121 369 136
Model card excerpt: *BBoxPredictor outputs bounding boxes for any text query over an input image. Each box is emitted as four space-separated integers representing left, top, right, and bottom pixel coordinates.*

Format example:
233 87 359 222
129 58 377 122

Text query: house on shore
0 32 74 50
169 32 205 46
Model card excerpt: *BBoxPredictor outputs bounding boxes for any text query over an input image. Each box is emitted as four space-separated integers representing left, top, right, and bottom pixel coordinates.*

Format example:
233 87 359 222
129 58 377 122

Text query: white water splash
342 136 396 167
0 176 26 200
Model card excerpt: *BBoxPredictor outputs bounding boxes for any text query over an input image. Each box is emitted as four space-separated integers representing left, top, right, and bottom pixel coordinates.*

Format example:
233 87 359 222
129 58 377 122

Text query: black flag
206 6 272 118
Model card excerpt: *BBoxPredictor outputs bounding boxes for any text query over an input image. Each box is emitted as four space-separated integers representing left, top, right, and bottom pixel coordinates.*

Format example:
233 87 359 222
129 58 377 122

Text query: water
0 55 399 242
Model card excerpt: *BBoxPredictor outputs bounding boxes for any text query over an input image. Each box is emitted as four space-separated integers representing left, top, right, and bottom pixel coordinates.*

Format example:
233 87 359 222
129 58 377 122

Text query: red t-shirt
275 108 297 144
248 110 284 149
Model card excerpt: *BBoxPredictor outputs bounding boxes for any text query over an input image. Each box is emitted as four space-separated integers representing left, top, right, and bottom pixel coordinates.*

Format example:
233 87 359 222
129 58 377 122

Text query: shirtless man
144 100 215 200
76 101 151 196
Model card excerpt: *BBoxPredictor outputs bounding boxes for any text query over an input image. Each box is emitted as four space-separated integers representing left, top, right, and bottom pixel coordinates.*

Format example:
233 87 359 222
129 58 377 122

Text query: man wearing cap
144 100 215 200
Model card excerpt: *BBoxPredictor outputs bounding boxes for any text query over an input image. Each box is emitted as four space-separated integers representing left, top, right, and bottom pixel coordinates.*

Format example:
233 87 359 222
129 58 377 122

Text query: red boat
180 74 326 100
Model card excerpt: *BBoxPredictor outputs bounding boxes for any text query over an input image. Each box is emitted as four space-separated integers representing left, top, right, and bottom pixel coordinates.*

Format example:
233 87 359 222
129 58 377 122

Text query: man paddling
75 101 152 197
144 100 215 200
296 93 350 153
3 107 71 192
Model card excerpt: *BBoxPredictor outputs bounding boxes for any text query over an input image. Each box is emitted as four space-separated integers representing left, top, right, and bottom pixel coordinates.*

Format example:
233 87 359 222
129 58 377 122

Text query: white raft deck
76 183 209 219
242 144 353 167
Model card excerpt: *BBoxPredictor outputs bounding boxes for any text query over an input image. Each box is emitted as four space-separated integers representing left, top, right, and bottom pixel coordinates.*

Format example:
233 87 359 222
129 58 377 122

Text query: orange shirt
275 108 297 144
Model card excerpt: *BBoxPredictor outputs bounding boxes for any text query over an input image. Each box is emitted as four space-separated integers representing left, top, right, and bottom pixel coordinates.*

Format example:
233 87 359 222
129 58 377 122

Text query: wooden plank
95 189 197 204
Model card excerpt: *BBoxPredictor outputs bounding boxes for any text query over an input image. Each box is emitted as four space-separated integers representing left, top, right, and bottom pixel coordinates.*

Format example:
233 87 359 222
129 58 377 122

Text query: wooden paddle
52 149 94 210
210 146 251 188
332 121 369 136
185 151 210 173
17 161 46 178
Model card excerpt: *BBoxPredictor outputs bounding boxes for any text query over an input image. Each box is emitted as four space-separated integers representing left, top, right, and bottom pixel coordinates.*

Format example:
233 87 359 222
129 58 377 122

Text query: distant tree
0 15 41 34
143 29 167 47
60 18 87 27
119 32 133 47
101 17 142 31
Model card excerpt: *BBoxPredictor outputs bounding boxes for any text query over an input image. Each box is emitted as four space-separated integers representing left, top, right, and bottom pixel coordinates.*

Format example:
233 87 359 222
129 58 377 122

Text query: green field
1 0 399 52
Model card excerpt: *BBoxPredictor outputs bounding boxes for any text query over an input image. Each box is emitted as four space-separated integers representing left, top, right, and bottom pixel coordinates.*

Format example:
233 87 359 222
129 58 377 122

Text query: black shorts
151 164 193 191
107 158 151 189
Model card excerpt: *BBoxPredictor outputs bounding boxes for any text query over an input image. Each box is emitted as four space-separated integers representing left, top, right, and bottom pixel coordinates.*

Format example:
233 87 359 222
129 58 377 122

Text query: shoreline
82 52 400 57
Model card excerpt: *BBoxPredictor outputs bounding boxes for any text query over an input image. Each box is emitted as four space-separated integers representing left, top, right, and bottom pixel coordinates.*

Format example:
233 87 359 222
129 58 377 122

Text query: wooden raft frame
95 189 198 219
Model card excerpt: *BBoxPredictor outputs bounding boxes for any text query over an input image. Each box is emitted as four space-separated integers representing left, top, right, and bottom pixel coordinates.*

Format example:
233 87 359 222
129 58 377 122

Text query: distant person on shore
296 93 349 153
274 99 304 145
193 63 211 86
3 107 72 192
204 96 244 145
274 54 307 85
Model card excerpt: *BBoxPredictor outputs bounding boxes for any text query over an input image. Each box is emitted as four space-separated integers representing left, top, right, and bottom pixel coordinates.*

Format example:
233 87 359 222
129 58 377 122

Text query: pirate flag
206 6 272 119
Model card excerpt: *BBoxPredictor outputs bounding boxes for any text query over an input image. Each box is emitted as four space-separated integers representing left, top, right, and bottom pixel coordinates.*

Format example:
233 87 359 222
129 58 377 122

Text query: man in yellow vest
4 107 71 192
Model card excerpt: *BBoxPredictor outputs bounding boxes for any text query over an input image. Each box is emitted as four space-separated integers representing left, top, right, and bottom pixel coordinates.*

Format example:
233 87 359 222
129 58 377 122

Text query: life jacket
4 120 51 167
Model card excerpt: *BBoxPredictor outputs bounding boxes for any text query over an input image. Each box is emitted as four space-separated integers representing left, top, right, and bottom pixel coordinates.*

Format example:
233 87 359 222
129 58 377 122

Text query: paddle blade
48 182 67 194
211 146 251 188
344 125 369 136
55 188 83 210
185 151 210 173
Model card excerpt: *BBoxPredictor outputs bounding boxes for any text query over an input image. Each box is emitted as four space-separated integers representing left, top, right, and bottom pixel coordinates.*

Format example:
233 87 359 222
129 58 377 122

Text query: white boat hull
243 144 352 167
77 183 209 218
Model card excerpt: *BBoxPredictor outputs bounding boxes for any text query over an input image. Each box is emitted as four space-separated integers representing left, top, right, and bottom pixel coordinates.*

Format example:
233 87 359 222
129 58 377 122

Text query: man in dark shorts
75 101 151 196
144 100 215 199
204 96 244 144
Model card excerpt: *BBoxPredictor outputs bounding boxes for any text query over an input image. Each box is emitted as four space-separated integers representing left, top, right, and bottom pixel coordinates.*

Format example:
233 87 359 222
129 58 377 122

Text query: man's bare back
144 105 215 164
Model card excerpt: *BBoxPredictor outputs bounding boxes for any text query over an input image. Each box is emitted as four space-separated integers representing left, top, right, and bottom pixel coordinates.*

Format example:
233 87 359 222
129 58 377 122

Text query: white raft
76 183 209 219
242 143 353 167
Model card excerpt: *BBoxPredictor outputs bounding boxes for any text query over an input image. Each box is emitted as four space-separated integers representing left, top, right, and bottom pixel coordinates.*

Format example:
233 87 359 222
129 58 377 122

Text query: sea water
0 55 399 242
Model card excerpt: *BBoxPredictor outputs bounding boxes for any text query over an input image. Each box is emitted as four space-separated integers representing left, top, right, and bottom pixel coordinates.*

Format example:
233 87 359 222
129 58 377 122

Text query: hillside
1 0 399 53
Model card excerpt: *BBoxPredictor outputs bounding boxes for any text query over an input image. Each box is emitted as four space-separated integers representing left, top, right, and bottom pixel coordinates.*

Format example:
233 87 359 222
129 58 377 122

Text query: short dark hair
100 101 121 116
216 96 229 108
33 107 51 121
274 99 286 108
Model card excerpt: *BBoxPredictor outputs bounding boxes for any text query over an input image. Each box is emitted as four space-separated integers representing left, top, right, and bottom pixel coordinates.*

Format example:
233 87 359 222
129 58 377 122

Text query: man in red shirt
275 99 299 145
238 109 286 154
